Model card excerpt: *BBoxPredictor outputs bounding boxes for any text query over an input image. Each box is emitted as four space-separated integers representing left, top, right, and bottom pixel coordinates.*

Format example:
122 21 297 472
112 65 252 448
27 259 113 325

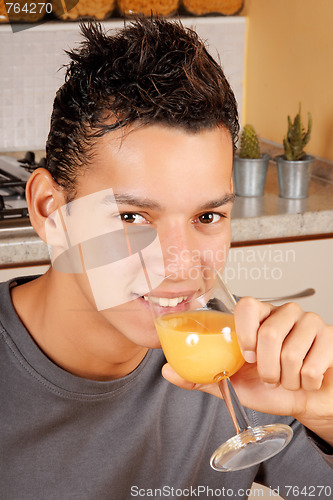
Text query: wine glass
149 267 293 472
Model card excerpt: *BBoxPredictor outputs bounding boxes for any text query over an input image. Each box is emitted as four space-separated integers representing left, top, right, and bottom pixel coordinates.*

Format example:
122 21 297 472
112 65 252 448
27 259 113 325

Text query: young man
1 18 332 499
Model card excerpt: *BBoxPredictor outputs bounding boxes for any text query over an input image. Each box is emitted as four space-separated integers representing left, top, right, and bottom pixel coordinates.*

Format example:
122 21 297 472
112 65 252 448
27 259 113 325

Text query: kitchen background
1 2 333 319
243 0 333 162
2 0 333 159
1 2 332 497
0 16 246 152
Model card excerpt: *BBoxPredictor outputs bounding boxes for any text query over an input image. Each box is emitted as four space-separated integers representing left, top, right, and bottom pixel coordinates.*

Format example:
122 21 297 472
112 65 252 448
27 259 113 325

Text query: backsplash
0 17 246 151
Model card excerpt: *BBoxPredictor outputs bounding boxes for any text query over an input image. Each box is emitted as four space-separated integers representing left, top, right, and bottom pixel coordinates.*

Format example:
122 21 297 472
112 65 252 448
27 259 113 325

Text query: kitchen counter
1 141 333 267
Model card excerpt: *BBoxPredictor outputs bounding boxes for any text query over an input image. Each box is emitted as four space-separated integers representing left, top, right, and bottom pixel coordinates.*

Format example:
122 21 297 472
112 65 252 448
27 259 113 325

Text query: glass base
210 423 293 472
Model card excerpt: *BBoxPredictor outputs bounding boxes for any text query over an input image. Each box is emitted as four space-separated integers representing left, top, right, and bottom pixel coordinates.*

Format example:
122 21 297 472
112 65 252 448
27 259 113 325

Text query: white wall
0 17 246 151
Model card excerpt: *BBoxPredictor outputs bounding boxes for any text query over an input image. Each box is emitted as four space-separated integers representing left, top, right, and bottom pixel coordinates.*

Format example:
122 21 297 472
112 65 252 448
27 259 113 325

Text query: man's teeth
143 295 188 307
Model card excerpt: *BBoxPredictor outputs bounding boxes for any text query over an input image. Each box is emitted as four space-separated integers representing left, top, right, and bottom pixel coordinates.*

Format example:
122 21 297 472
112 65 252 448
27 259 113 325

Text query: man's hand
162 297 333 447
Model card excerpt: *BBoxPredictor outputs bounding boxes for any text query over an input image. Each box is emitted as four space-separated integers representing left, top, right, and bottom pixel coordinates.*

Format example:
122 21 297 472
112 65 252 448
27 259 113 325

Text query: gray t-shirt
0 277 332 500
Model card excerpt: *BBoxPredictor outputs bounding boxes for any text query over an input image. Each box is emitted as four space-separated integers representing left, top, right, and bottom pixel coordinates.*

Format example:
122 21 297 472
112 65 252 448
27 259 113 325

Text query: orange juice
156 310 245 384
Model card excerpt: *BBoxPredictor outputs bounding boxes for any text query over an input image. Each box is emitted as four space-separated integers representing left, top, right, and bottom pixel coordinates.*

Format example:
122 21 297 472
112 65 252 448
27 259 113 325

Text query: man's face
50 124 234 348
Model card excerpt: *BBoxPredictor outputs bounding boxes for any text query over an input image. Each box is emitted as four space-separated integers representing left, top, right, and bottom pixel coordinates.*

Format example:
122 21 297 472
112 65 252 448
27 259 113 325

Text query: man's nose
160 223 200 280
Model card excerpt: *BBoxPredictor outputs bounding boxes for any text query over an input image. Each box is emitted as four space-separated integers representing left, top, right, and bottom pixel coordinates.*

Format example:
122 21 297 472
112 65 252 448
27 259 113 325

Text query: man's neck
10 271 148 381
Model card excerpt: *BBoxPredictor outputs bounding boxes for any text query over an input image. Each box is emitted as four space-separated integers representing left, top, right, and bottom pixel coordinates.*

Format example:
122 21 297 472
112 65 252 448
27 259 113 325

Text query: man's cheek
86 254 143 310
86 248 165 311
200 240 230 272
63 188 123 246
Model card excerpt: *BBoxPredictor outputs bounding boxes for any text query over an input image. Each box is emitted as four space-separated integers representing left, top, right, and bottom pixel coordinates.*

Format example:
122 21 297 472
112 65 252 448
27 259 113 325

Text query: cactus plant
239 124 261 159
234 124 269 196
283 105 312 161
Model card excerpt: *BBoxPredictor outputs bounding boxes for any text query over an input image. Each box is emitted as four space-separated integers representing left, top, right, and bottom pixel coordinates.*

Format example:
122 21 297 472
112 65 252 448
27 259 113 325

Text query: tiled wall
0 17 246 152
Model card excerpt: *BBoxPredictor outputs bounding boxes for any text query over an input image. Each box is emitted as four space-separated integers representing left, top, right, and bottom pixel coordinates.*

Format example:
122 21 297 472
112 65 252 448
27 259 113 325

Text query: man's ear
26 168 66 243
230 175 234 193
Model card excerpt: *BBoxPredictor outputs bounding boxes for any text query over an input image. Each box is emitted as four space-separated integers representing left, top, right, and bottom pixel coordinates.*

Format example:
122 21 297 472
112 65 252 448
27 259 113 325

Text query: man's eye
120 213 147 224
197 212 224 224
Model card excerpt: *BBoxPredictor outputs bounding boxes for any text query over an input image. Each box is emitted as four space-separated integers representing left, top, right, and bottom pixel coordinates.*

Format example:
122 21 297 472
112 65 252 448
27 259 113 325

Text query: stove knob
19 151 35 165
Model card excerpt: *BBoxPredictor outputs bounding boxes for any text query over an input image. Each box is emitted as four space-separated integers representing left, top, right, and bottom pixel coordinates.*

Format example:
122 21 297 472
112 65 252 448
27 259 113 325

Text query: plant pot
233 153 270 197
275 155 314 199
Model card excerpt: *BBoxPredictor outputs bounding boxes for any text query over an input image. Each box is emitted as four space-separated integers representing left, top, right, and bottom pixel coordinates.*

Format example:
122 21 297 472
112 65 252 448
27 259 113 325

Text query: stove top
0 152 46 226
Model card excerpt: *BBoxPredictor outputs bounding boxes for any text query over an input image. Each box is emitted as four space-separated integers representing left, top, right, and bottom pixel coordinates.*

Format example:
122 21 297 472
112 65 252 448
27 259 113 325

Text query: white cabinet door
224 238 333 324
0 265 49 283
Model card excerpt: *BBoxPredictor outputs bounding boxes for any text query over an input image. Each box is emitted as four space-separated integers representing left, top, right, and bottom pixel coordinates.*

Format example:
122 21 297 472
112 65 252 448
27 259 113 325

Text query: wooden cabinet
224 238 333 324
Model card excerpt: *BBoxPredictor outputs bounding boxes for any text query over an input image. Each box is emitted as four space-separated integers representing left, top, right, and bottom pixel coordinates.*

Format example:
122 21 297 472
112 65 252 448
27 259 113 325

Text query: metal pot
233 153 270 197
275 155 314 199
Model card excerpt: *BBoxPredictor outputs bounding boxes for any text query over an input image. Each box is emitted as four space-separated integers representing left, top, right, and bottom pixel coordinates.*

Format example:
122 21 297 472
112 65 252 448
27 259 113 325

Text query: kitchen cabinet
224 238 333 324
0 264 49 282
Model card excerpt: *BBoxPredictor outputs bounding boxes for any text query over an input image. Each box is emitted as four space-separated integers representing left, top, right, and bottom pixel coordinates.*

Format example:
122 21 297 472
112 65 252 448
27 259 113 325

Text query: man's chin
135 332 162 350
146 339 163 350
99 296 163 349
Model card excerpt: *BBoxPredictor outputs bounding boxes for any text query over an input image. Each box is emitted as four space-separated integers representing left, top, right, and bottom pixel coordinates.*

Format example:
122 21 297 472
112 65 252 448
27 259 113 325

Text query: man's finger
234 297 274 363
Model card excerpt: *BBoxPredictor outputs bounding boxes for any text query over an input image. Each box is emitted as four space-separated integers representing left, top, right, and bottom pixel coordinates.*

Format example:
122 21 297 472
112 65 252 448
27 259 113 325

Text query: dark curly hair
46 17 239 200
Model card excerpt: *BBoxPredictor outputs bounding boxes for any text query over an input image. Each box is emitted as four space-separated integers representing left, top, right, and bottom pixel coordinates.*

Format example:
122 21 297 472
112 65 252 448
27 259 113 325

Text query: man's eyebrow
197 193 235 211
102 192 235 211
102 193 162 210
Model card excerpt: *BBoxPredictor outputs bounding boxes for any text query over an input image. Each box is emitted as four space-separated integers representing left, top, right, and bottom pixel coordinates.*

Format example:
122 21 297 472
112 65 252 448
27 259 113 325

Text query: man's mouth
142 295 188 307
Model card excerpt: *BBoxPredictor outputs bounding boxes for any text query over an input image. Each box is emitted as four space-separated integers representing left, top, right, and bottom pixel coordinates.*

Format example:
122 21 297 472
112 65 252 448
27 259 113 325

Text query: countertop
232 141 333 243
1 141 333 267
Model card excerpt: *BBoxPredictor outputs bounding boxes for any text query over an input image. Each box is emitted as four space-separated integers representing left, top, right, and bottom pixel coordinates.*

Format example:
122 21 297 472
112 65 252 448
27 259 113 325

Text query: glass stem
218 378 251 434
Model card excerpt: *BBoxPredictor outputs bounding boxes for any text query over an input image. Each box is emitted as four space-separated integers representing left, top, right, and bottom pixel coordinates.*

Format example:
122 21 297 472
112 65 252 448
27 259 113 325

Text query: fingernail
242 351 257 364
264 382 278 389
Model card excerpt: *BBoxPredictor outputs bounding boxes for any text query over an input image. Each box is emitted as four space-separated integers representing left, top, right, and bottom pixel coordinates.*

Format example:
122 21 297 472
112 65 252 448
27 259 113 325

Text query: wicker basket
182 0 243 15
0 0 8 22
52 0 115 20
117 0 179 17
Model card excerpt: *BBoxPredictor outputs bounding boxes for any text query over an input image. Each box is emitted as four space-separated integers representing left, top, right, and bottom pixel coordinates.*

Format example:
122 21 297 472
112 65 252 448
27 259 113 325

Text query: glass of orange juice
150 268 293 472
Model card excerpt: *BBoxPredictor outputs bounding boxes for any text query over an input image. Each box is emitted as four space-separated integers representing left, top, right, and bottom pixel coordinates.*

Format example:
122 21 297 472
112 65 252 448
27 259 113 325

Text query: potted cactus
275 105 314 199
233 124 270 197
